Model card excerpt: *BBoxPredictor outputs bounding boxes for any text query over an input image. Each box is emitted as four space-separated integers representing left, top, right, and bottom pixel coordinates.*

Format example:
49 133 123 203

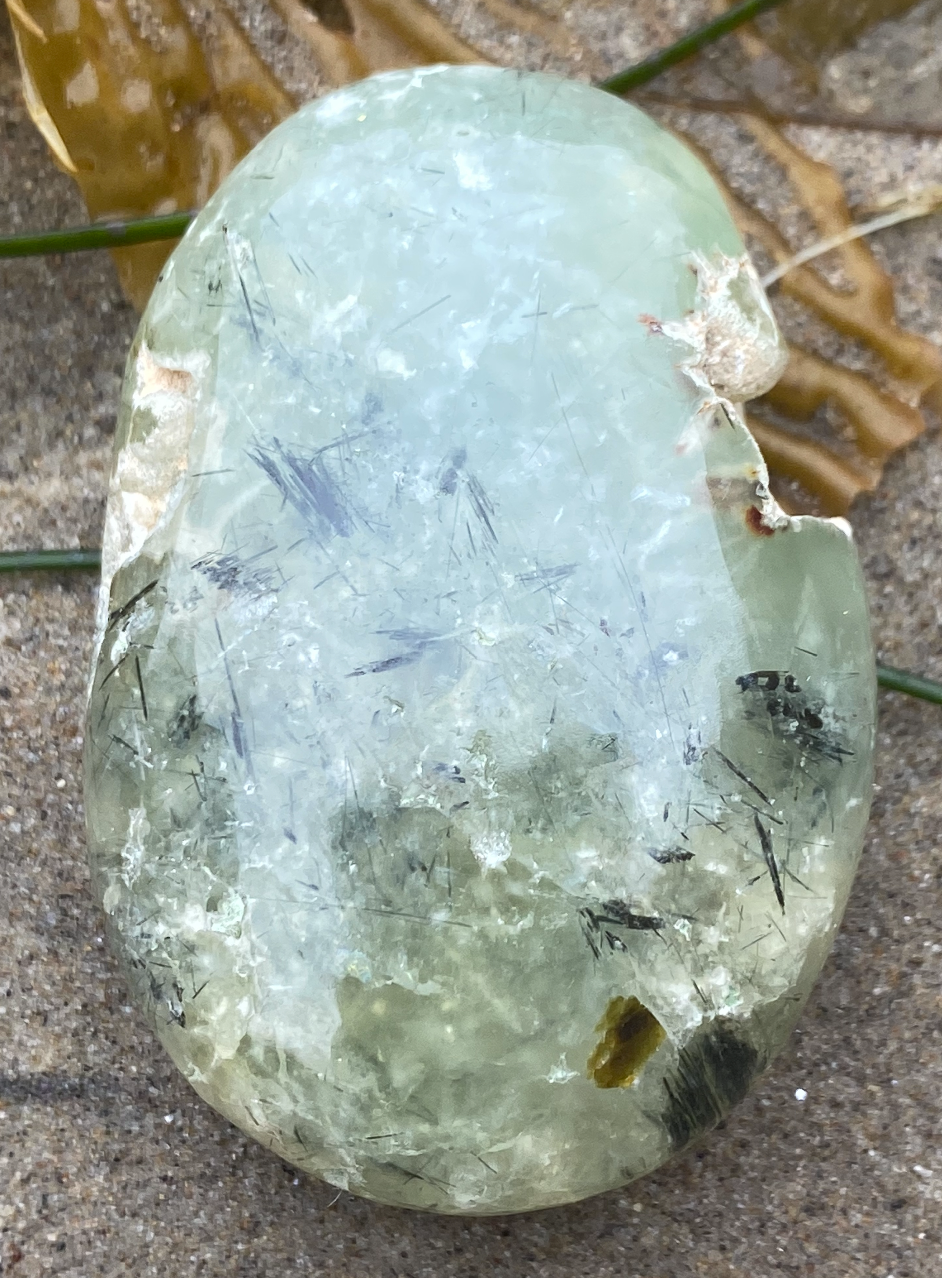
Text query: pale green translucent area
84 67 875 1214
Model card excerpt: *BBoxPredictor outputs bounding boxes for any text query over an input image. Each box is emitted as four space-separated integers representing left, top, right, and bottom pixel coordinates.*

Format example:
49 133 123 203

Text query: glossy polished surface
85 67 875 1213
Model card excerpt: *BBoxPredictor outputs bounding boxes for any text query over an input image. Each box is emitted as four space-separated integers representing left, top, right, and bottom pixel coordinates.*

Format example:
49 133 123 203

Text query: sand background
3 3 942 1274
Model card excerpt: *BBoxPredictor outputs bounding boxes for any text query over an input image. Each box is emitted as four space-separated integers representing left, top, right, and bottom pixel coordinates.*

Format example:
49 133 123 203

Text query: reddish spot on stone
745 505 775 536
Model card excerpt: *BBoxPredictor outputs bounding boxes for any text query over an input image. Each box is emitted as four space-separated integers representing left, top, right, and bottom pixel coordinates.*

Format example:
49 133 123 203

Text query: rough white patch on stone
545 1056 580 1083
377 65 452 107
92 343 208 678
652 251 788 404
103 345 200 577
710 462 792 534
208 890 246 936
118 806 150 892
106 600 153 672
303 293 364 345
455 152 492 191
629 485 691 509
100 881 121 915
376 348 415 378
471 831 512 871
752 476 792 534
647 253 790 493
316 89 358 121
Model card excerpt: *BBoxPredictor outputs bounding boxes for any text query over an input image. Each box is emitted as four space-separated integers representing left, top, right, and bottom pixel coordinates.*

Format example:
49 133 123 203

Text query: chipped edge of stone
88 341 209 685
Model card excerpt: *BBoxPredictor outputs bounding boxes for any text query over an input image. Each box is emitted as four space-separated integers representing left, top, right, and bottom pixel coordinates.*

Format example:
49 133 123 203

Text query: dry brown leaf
758 0 921 68
5 0 295 306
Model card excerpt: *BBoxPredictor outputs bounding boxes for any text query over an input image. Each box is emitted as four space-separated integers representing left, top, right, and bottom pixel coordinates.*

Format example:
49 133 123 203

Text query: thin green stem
0 211 194 260
0 548 101 573
876 664 942 707
599 0 789 96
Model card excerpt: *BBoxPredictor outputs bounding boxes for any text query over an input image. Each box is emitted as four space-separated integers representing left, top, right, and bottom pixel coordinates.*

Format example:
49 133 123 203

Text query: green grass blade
0 548 102 572
599 0 789 96
876 664 942 707
0 211 194 259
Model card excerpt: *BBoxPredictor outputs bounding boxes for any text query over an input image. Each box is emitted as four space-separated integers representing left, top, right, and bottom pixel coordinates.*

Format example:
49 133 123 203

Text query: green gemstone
84 66 876 1214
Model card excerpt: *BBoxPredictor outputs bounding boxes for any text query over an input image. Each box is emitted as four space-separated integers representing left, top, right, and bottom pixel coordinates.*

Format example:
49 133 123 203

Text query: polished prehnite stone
84 66 876 1215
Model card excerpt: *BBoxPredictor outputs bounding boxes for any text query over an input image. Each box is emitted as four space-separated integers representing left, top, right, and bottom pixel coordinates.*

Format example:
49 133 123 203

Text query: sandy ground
3 4 942 1276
